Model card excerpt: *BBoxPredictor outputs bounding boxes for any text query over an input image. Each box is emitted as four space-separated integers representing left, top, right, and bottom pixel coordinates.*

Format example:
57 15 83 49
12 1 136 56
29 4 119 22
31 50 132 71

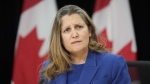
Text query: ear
89 32 91 37
88 26 92 37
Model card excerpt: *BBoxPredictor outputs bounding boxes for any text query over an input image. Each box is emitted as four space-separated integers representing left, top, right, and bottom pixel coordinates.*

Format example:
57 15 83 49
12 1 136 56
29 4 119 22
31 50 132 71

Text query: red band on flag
94 0 110 13
22 0 41 12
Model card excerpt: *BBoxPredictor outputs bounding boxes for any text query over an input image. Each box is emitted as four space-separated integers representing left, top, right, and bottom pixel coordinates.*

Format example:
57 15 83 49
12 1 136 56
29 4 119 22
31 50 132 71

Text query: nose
71 29 78 38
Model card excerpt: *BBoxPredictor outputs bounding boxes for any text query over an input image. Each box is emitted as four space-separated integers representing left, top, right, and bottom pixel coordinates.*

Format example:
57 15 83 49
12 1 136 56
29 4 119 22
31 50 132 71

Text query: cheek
83 33 91 45
85 36 90 44
82 32 91 40
61 35 70 47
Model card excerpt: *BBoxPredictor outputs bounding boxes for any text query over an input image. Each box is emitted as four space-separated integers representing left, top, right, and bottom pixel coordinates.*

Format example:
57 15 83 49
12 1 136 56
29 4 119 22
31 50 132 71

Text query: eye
76 25 83 29
63 28 70 33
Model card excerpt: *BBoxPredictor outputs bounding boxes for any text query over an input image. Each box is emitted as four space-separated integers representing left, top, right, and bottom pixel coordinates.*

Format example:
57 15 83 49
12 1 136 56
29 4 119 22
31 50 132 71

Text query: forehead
61 14 85 26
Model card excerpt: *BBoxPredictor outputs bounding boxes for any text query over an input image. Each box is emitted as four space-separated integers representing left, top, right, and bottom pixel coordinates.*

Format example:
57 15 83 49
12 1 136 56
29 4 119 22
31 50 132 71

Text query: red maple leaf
12 28 47 84
98 28 113 52
117 41 137 61
98 28 136 61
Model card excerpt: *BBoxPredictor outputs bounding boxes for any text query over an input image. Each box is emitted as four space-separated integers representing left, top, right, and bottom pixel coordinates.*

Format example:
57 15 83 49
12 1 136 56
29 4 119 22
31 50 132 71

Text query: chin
70 47 88 53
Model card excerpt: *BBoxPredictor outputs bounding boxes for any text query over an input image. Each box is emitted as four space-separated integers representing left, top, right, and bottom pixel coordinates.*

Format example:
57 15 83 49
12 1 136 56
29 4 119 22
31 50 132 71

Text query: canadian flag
92 0 137 61
92 0 138 83
11 0 57 84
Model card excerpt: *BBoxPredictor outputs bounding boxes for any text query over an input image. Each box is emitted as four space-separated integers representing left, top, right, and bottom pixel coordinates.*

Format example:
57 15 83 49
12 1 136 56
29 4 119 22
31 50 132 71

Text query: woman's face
61 14 91 54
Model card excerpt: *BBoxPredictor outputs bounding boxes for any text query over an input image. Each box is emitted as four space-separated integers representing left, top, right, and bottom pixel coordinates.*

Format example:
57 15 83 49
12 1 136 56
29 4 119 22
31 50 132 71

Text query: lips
71 41 81 44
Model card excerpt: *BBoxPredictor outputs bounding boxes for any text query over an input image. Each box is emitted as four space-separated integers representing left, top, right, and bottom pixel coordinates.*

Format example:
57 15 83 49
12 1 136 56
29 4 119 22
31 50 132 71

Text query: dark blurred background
1 0 150 84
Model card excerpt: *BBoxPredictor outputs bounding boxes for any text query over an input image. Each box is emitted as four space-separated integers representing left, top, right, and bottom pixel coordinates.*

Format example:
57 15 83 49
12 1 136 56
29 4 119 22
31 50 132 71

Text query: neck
71 48 88 64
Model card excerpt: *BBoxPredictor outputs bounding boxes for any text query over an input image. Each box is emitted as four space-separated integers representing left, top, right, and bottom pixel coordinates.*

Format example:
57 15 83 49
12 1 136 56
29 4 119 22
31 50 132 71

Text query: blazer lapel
55 72 67 84
78 50 100 84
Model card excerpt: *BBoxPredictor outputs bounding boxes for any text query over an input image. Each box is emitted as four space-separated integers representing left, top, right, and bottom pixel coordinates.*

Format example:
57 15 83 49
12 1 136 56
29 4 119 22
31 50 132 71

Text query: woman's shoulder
94 52 126 64
99 52 124 59
41 60 51 69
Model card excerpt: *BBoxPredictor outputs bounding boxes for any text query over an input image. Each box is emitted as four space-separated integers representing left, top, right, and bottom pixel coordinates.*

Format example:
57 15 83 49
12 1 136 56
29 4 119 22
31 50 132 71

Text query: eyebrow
63 23 85 27
61 20 86 30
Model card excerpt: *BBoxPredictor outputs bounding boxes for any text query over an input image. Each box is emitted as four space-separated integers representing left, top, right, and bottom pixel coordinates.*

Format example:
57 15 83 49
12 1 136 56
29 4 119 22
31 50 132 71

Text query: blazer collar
78 50 99 84
55 72 67 84
55 50 100 84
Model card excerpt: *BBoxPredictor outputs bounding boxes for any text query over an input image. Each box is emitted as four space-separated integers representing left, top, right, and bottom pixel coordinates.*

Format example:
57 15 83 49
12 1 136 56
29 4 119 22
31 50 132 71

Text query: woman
39 5 131 84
